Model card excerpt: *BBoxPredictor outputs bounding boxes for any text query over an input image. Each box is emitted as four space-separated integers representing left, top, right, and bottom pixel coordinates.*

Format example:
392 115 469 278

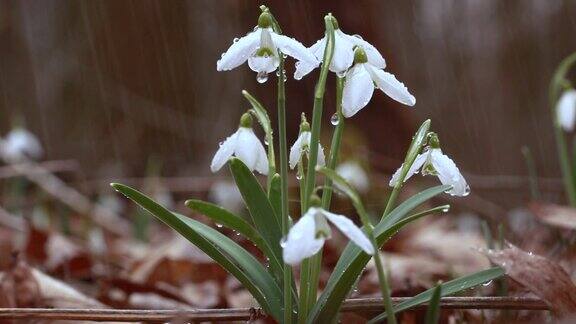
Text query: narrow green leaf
308 185 451 323
185 199 284 282
368 267 505 323
111 183 283 321
424 284 442 324
229 158 283 263
268 173 282 223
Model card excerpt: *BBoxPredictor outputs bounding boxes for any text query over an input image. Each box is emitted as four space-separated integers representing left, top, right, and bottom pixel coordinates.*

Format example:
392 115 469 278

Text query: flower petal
557 90 576 131
329 30 355 74
294 38 324 80
366 65 416 106
323 210 374 255
271 33 318 64
216 30 260 71
210 131 238 173
317 143 326 167
282 209 325 265
234 128 261 171
248 55 279 73
289 132 309 169
389 152 428 187
253 135 269 175
342 64 374 118
430 149 469 196
344 32 386 69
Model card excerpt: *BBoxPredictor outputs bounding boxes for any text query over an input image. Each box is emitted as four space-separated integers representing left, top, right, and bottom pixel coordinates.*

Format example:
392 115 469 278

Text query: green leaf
308 185 451 323
268 173 282 223
184 199 284 281
111 183 283 321
229 158 283 264
368 267 505 323
424 284 442 324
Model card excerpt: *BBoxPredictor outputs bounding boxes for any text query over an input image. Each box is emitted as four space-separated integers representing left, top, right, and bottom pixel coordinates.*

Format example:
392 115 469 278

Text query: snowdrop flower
389 133 469 196
211 113 268 175
209 180 244 213
289 114 325 169
281 206 374 265
556 89 576 131
216 10 318 83
1 127 43 161
335 161 370 193
294 16 386 80
342 47 415 118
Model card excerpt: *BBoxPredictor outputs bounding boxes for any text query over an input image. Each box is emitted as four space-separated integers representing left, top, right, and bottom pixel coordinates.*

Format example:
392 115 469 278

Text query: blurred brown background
0 0 574 207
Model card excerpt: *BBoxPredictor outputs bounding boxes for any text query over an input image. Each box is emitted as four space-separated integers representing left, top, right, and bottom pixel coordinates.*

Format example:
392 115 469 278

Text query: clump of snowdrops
113 6 502 324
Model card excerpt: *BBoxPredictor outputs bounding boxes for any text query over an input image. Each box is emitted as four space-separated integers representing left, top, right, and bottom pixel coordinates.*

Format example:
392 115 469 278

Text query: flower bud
239 112 253 128
353 47 368 64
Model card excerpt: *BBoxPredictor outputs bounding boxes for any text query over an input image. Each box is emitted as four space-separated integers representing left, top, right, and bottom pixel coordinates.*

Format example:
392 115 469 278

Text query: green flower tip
255 47 274 57
239 112 253 128
309 194 322 207
428 132 440 148
300 113 310 132
258 11 273 28
353 47 368 64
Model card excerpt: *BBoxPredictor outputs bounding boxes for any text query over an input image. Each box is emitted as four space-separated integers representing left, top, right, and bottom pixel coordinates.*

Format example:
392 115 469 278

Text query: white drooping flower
216 11 318 82
281 207 374 265
342 47 415 118
209 180 244 213
556 89 576 131
335 161 370 193
289 116 326 169
294 17 386 80
1 127 43 161
210 113 268 175
389 134 469 197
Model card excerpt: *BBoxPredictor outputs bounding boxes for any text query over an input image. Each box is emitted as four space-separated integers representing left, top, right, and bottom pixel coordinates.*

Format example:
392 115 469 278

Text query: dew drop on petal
256 71 269 83
330 113 340 126
336 70 347 78
462 185 471 197
280 237 287 248
352 34 363 39
233 37 239 43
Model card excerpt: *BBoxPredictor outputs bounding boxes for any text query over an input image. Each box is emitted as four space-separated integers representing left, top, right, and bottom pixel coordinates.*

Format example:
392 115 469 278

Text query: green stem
357 207 397 324
304 77 346 312
297 162 310 324
278 55 293 324
550 52 576 206
302 15 335 210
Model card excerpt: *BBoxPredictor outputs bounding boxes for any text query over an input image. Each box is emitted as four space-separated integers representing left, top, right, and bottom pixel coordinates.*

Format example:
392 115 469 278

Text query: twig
0 160 81 179
0 157 130 237
0 297 548 322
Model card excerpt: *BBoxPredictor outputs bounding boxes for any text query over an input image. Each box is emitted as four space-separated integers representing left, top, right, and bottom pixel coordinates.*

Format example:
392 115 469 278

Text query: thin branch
0 297 548 322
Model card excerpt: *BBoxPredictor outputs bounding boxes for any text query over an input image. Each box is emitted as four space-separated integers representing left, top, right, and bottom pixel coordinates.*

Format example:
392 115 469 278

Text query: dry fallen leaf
485 244 576 317
529 202 576 230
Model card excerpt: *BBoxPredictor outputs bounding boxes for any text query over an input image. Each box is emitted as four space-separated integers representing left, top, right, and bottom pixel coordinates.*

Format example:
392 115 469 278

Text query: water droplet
441 207 449 213
216 223 223 228
233 37 239 43
236 232 241 236
330 113 340 125
280 237 287 248
352 34 363 40
256 71 268 83
218 141 224 146
462 185 471 196
275 70 281 77
264 139 269 146
482 280 493 287
296 173 303 180
283 74 287 82
336 70 346 78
